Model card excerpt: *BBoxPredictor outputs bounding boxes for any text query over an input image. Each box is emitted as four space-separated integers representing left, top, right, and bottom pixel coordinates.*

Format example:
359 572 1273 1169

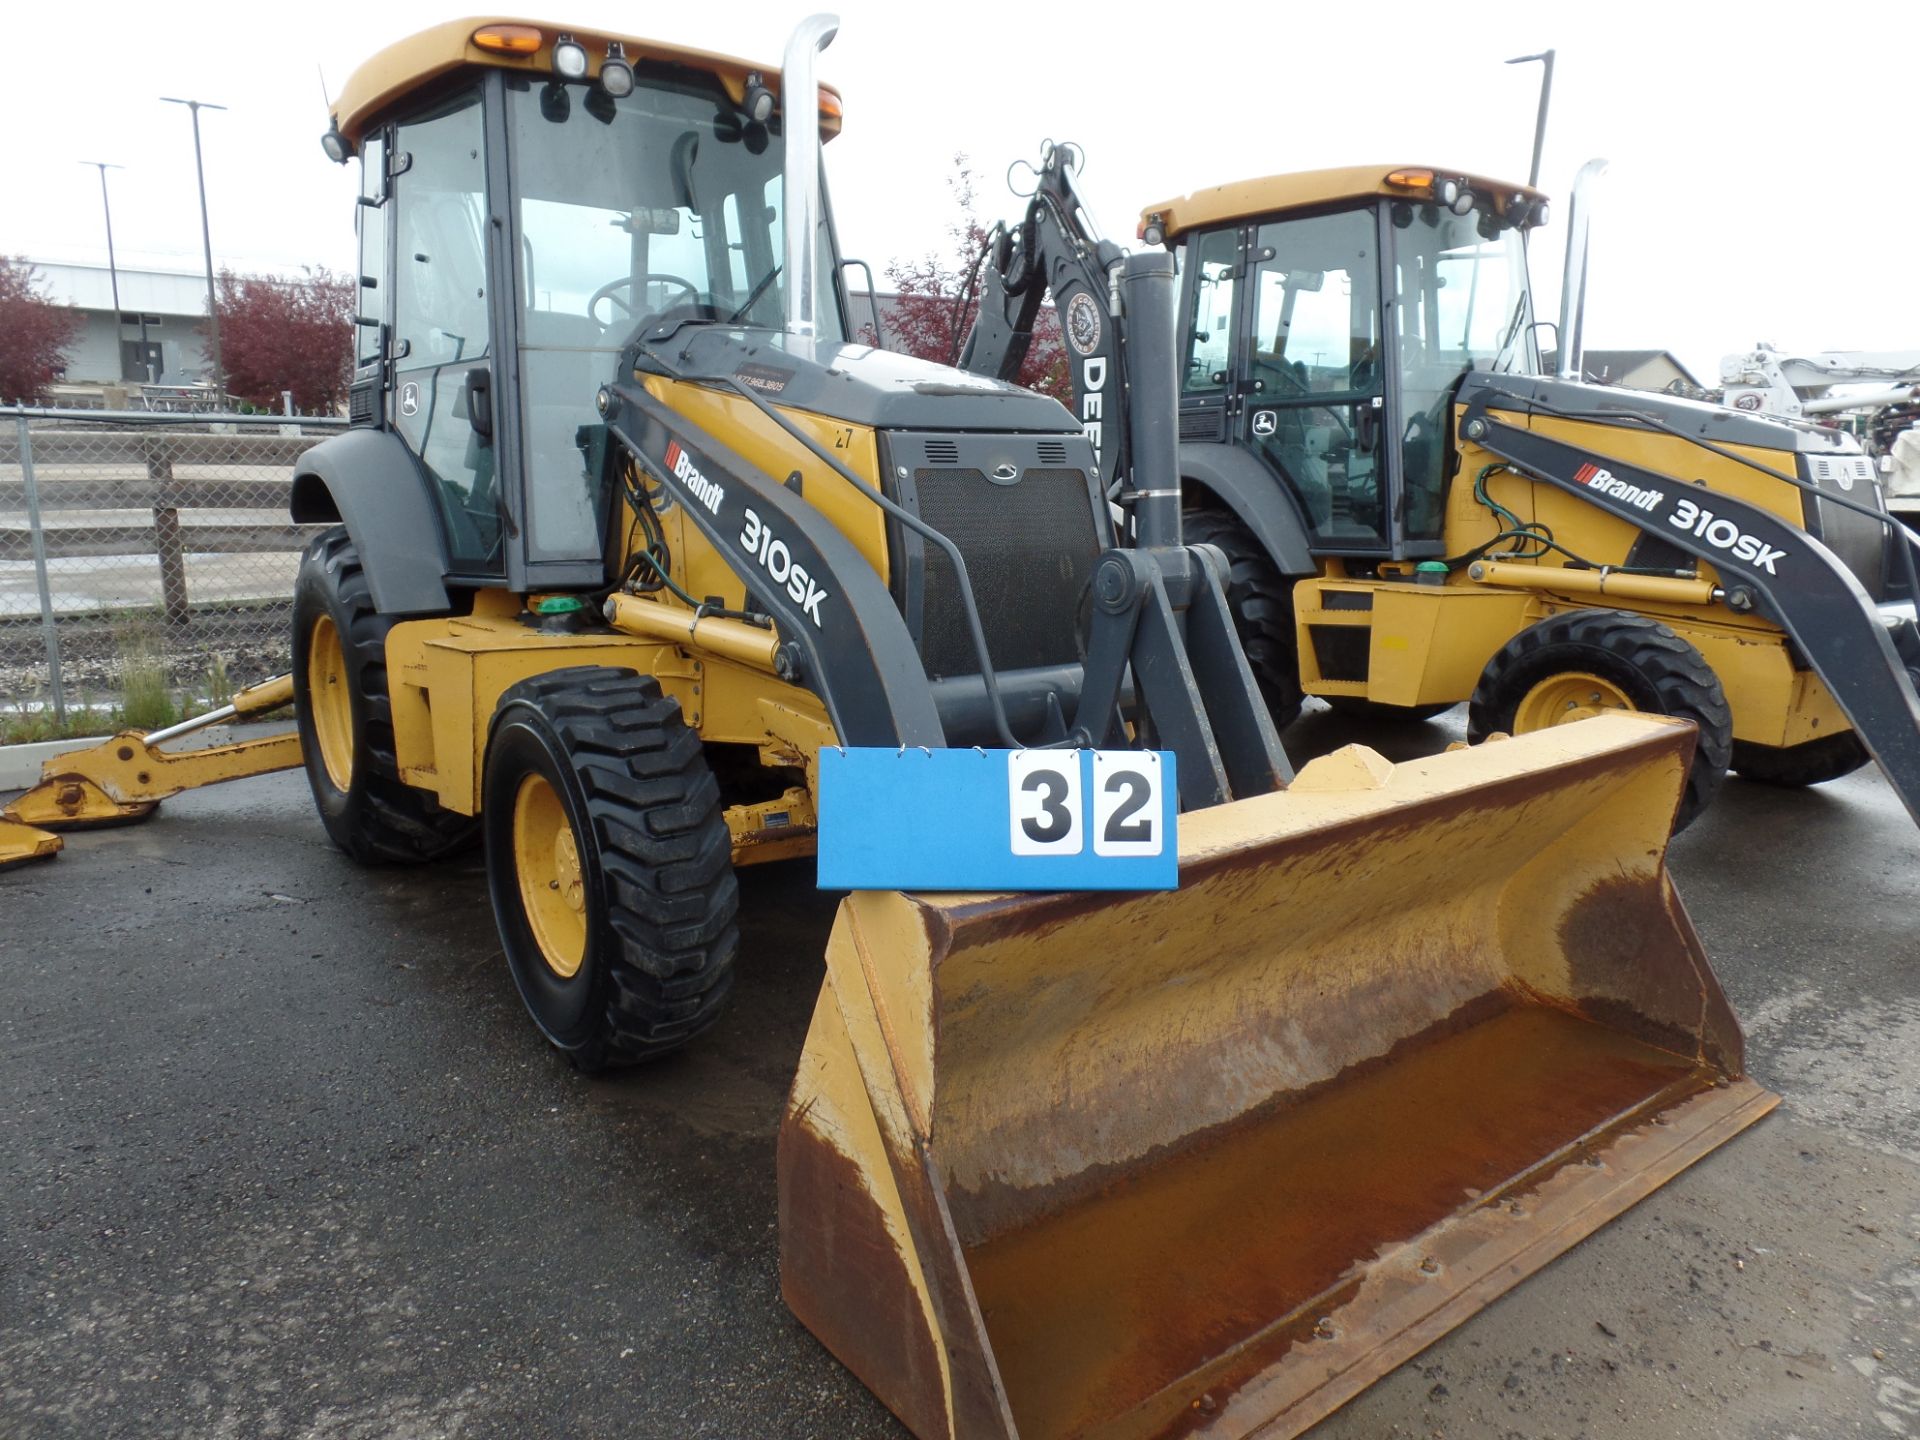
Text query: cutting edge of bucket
1195 1076 1779 1438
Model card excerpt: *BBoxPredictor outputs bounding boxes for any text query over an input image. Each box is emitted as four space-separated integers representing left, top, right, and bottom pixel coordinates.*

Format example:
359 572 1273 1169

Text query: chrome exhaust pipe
781 13 839 360
1556 158 1609 381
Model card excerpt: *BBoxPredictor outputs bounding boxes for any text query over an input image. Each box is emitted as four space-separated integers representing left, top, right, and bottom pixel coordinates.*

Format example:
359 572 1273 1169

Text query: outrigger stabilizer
0 673 302 869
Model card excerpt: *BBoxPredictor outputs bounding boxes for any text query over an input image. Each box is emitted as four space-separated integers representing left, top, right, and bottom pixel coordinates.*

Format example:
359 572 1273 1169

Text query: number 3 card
817 748 1177 892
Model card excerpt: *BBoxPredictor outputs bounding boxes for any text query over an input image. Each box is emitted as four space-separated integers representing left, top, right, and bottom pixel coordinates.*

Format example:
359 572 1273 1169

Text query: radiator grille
348 382 379 428
913 467 1100 678
1802 454 1888 600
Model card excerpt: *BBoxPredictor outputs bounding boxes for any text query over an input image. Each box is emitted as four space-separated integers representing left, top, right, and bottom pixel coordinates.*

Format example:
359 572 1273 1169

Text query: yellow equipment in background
4 15 1780 1436
965 148 1920 834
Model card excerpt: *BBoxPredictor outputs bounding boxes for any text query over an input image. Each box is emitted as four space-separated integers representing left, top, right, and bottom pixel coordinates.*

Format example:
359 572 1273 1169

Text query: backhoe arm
960 143 1132 489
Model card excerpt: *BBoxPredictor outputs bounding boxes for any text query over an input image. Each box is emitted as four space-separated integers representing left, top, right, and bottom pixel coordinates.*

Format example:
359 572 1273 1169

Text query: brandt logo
666 440 725 516
1573 461 1664 513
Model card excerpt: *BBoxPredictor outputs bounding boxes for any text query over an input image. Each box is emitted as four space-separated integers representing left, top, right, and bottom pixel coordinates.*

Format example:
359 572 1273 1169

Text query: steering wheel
589 273 704 327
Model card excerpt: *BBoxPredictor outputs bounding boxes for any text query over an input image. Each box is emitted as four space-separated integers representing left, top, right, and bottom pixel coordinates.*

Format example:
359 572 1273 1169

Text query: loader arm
959 144 1131 489
1462 389 1920 826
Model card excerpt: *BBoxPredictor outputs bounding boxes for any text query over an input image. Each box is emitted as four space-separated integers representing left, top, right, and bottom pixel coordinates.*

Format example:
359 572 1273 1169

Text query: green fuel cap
532 596 588 615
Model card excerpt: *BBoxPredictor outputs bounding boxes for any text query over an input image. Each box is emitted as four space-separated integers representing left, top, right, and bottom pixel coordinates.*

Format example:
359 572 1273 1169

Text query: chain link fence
1 407 346 737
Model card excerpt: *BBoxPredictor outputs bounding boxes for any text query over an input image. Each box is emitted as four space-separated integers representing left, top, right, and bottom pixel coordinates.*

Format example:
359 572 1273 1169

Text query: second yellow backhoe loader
964 144 1920 834
3 16 1778 1437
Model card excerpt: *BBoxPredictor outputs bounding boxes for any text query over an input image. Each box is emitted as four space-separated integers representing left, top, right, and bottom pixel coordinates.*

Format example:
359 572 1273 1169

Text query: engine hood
641 327 1081 435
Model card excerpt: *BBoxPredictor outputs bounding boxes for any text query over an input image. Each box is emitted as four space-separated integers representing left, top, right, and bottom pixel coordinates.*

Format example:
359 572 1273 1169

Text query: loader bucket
779 713 1776 1440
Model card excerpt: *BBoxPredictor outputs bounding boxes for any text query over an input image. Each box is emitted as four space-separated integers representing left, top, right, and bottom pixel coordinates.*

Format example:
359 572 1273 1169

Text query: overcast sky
5 0 1914 384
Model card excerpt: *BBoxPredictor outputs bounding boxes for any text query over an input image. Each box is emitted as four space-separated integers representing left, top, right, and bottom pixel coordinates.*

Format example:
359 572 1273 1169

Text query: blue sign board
816 747 1178 892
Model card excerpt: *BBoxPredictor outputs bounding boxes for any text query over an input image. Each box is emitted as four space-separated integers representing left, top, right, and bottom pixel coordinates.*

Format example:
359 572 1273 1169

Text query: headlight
553 34 589 79
601 41 634 97
743 71 775 124
320 124 351 164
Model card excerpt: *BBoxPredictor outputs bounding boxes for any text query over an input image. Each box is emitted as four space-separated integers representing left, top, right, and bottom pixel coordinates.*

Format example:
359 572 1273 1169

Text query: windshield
1390 204 1536 380
1390 203 1536 541
506 69 843 561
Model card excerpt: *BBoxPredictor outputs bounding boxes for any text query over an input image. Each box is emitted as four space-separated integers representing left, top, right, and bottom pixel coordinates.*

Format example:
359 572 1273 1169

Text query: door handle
465 366 493 443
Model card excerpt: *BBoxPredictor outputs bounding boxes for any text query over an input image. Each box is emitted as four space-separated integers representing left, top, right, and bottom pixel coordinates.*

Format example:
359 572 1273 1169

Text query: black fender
291 429 453 615
1178 442 1318 577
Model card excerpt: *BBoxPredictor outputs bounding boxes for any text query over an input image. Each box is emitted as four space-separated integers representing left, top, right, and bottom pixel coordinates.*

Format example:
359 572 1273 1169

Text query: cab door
1234 205 1392 554
1175 225 1246 446
388 87 505 578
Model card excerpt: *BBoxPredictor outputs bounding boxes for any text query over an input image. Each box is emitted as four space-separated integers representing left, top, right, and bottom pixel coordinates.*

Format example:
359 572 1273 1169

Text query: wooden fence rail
1 428 336 623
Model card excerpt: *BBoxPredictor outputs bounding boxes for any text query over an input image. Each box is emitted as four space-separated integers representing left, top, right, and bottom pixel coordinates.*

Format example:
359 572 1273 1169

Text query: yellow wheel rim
512 772 588 979
307 614 355 791
1512 670 1638 732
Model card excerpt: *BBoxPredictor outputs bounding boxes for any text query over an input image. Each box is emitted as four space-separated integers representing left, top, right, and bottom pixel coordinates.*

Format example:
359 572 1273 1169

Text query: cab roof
329 16 843 146
1140 165 1547 241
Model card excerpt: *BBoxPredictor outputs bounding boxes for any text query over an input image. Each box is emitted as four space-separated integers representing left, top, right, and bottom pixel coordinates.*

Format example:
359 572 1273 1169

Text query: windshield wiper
726 264 783 325
1488 292 1531 374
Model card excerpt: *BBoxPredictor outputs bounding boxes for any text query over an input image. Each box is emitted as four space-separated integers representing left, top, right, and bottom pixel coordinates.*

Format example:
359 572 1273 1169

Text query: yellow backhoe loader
964 145 1920 833
3 17 1778 1437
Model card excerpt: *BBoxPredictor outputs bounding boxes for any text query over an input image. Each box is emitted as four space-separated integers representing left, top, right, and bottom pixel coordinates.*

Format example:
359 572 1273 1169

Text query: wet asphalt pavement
2 707 1917 1440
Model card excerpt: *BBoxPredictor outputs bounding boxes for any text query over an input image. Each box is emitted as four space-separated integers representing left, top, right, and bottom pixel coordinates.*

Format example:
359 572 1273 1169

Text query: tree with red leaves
0 257 81 403
210 267 355 414
882 156 1067 402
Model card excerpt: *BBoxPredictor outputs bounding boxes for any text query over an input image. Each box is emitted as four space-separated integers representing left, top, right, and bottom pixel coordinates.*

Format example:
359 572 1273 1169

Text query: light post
1506 50 1556 190
160 96 227 397
78 161 152 385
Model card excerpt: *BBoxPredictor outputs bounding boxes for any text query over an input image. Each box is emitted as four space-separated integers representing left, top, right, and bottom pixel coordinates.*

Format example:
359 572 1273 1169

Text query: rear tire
292 528 477 863
1322 696 1458 723
1732 731 1871 787
1468 609 1732 833
482 667 738 1070
1183 503 1304 728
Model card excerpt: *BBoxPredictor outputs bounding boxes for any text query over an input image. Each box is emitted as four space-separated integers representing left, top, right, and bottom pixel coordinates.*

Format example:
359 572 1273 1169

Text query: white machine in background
1720 346 1920 518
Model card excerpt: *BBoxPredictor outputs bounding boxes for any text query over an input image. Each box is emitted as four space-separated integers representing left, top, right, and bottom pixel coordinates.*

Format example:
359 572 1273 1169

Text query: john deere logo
1251 409 1278 437
399 381 420 417
1066 292 1102 357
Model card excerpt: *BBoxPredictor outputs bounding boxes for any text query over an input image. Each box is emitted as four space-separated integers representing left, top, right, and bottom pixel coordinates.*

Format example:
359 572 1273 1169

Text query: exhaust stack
1556 157 1609 381
781 13 839 360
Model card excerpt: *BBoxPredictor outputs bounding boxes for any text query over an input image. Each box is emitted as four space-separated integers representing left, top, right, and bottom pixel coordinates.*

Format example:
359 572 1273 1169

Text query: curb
0 736 112 791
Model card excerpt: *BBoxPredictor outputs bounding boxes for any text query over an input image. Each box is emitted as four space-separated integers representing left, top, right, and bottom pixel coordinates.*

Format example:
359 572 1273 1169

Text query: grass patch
111 617 182 733
0 707 112 745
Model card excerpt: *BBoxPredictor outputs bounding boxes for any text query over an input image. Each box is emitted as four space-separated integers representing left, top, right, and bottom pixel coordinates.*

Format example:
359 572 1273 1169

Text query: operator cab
1148 167 1549 561
325 20 850 593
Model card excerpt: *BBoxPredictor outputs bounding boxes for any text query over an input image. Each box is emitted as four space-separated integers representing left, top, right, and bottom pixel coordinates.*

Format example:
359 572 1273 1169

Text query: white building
29 260 215 387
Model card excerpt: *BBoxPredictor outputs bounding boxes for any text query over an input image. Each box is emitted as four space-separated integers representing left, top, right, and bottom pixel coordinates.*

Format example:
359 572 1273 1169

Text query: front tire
1468 609 1732 833
483 667 738 1071
292 528 477 863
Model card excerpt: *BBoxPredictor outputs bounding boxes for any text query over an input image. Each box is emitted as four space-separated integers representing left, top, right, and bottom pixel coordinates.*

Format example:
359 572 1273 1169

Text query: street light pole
1505 50 1556 191
161 96 227 399
78 161 152 385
